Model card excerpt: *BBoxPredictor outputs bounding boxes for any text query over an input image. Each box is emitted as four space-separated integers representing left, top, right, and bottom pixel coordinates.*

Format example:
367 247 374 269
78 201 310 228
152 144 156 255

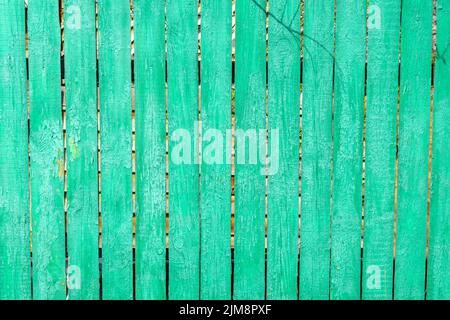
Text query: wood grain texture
64 0 99 300
427 0 450 300
330 0 366 300
394 0 432 300
0 0 31 300
299 0 334 300
362 0 400 300
98 0 133 300
233 0 266 300
134 0 167 300
2 0 448 302
28 0 66 300
200 0 232 300
267 0 300 300
167 0 200 300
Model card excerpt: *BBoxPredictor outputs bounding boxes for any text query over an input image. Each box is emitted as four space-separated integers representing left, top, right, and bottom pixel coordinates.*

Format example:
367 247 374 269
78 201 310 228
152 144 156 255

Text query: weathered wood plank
234 0 266 300
267 0 300 300
28 0 66 300
330 0 366 300
426 0 450 300
167 0 200 300
98 0 133 300
200 0 232 300
134 0 167 300
362 0 400 300
64 0 99 300
0 0 31 300
395 0 432 300
299 0 334 300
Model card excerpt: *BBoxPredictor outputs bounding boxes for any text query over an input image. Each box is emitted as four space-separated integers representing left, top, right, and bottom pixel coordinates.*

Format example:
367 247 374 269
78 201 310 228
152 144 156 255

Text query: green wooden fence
0 0 448 300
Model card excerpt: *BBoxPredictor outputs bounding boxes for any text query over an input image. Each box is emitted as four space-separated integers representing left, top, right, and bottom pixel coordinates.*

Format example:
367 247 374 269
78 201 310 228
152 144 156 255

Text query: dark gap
131 59 135 84
230 249 235 299
328 0 338 300
198 60 201 85
132 248 136 300
165 61 168 83
25 3 29 82
60 62 65 81
164 0 169 300
265 62 269 86
431 0 436 88
297 0 304 301
264 248 268 300
130 0 136 301
99 248 103 299
431 61 435 85
60 3 65 82
231 61 235 83
197 0 202 300
299 59 303 84
392 83 400 298
58 0 69 299
131 1 135 84
230 0 236 300
95 0 102 300
392 0 404 300
424 258 429 300
264 0 269 301
96 61 99 87
392 258 396 298
360 248 364 299
166 248 169 299
24 1 33 300
424 0 437 300
360 0 370 300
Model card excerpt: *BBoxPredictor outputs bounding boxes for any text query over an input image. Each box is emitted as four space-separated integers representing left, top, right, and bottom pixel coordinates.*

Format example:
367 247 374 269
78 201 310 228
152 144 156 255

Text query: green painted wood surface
267 0 300 300
394 0 432 300
330 0 366 300
0 0 31 300
2 0 450 302
28 0 66 300
167 0 200 300
299 0 334 300
134 0 166 300
427 0 450 300
362 0 400 300
233 0 266 300
200 0 232 300
64 0 99 300
98 0 133 300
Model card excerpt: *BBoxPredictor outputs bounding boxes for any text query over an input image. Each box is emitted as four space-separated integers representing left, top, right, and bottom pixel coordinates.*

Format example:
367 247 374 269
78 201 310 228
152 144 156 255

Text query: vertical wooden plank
98 0 133 300
299 0 334 300
267 0 300 300
234 0 266 300
64 0 99 300
167 0 199 300
330 0 366 300
28 0 66 300
426 0 450 300
362 0 400 300
0 0 31 300
134 0 166 300
200 0 232 300
395 0 432 300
